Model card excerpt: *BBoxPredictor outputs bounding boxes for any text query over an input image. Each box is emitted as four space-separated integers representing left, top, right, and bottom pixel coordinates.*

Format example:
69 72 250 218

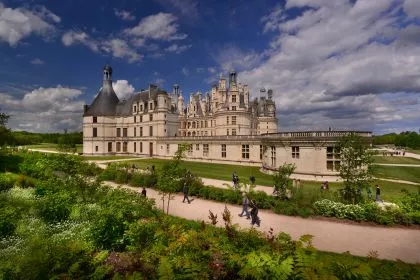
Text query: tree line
373 131 420 149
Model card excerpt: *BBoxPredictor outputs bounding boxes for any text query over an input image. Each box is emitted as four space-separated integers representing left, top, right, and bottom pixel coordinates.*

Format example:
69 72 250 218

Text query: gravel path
104 181 420 264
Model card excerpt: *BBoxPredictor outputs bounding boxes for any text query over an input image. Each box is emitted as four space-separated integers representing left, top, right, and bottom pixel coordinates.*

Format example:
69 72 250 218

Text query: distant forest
1 129 82 146
373 131 420 149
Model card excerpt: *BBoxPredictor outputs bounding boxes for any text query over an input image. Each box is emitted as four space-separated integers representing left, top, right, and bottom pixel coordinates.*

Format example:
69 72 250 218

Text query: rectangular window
149 103 153 110
149 126 153 136
92 127 97 137
232 106 236 111
116 128 121 137
134 127 136 137
231 116 236 125
134 116 137 123
149 114 153 121
292 146 300 158
123 142 128 152
188 144 193 156
140 115 143 122
226 116 229 125
93 116 97 123
260 145 263 160
232 95 236 102
221 144 226 158
166 144 170 154
108 142 112 152
140 142 143 153
140 104 143 111
196 144 200 150
205 121 208 128
271 146 276 167
117 142 121 152
227 129 229 135
134 142 137 152
123 128 128 137
140 127 143 137
95 146 98 152
326 147 341 171
133 105 137 113
242 144 249 159
232 129 236 136
203 144 209 156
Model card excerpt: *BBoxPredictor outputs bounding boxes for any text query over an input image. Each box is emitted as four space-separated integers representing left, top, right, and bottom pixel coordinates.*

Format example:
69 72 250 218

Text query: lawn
373 156 420 165
124 158 418 202
372 165 420 184
84 155 139 160
24 143 83 153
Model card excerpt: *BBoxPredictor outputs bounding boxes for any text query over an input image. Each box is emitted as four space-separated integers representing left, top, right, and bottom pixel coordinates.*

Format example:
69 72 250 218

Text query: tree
0 110 14 146
157 143 189 214
273 163 296 200
338 133 374 204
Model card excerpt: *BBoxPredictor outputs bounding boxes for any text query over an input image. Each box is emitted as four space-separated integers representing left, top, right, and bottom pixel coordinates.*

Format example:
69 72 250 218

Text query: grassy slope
24 143 83 153
126 158 418 202
373 156 420 164
372 165 420 184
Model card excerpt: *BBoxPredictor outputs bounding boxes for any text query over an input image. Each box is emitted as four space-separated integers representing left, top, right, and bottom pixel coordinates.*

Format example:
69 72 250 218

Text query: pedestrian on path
183 182 191 204
250 200 260 227
376 185 382 202
141 187 147 197
238 193 250 219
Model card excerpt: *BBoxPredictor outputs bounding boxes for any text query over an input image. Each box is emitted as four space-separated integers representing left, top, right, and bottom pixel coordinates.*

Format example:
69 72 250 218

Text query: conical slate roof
84 80 119 116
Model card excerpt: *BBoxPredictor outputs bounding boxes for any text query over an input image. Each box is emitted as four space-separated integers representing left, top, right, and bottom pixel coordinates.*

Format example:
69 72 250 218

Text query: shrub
0 173 17 192
38 193 71 223
313 200 365 221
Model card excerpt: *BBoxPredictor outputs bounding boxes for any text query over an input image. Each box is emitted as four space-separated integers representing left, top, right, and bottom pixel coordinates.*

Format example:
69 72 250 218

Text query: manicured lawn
372 165 420 184
84 155 139 160
407 149 420 155
24 143 83 153
373 156 420 165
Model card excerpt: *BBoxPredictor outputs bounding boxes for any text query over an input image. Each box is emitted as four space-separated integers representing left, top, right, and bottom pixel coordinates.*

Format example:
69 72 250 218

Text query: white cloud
112 80 135 100
165 43 191 53
156 0 199 18
207 67 217 74
101 39 142 63
62 31 99 52
0 3 60 46
155 78 165 86
215 45 262 72
182 67 189 76
0 86 84 132
114 9 136 21
124 13 187 41
403 0 420 18
30 58 44 65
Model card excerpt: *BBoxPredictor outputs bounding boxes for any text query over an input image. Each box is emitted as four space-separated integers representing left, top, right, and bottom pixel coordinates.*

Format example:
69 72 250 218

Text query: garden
1 148 420 278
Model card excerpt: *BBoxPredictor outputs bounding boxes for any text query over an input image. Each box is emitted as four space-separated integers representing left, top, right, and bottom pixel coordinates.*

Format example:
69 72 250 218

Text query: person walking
375 185 382 202
141 187 147 197
238 193 250 219
250 200 260 227
183 182 191 204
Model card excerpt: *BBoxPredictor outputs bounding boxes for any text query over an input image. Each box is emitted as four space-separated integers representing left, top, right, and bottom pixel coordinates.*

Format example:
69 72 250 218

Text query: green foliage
158 257 175 280
273 163 296 200
0 173 17 192
374 131 420 149
239 252 294 280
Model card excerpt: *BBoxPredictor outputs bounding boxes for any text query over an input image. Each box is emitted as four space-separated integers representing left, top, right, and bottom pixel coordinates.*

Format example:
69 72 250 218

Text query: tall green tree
0 110 14 146
338 133 374 204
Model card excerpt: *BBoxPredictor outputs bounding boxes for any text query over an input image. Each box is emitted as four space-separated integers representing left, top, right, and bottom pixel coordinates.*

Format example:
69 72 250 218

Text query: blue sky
0 0 419 134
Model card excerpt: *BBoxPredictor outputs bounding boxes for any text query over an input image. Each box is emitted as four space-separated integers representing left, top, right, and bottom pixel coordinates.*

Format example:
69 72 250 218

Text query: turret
229 70 237 87
267 89 273 100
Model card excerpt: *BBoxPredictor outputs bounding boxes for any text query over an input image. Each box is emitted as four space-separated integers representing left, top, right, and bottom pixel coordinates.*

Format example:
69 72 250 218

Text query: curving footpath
105 181 420 264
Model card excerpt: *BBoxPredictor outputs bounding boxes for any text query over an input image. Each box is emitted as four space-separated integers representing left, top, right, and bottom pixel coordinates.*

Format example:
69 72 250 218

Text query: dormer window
133 105 137 113
140 104 143 111
232 95 236 102
93 116 97 123
149 103 153 110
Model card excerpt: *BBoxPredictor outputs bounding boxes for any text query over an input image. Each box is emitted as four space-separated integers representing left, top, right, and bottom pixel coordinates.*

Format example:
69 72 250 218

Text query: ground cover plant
1 150 420 279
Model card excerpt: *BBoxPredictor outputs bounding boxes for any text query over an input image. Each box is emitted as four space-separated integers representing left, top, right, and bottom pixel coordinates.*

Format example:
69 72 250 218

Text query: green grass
373 156 420 164
24 143 83 153
372 165 420 184
84 155 139 160
407 149 420 155
123 158 418 202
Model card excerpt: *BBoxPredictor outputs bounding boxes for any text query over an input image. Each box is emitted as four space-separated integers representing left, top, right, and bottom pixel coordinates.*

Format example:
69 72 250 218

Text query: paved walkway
104 181 420 264
374 163 420 167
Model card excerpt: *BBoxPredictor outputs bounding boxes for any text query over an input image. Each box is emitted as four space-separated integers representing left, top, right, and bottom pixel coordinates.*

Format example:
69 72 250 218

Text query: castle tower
229 70 237 87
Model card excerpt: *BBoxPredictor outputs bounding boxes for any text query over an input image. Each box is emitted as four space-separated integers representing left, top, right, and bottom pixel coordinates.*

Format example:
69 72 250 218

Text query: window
133 105 137 113
134 127 136 136
140 142 143 153
140 115 143 122
292 146 300 159
242 145 249 159
93 127 97 137
203 144 209 156
108 142 112 152
196 144 200 150
93 116 97 123
134 142 137 152
232 95 236 102
134 116 137 123
149 102 153 110
227 129 229 135
149 126 153 136
166 144 170 154
260 145 263 160
326 147 341 171
221 144 226 158
140 104 143 111
140 127 143 137
116 128 121 137
232 106 236 111
123 142 128 152
232 129 236 136
271 146 276 167
226 116 229 125
117 142 121 152
205 121 208 128
123 128 128 137
231 116 236 125
95 146 98 152
149 114 153 121
187 144 193 156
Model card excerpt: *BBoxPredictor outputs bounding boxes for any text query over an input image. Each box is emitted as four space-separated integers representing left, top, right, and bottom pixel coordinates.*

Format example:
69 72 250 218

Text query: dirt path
104 181 420 264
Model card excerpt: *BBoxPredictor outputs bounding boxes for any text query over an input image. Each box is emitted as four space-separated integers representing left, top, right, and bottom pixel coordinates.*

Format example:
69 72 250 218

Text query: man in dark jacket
183 182 191 203
375 185 382 202
250 200 260 227
141 187 147 197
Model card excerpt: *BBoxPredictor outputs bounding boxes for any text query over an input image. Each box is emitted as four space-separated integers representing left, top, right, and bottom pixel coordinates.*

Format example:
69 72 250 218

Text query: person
249 175 255 185
325 181 329 190
320 182 325 191
146 165 150 172
376 185 382 202
238 193 250 219
151 165 155 173
367 186 373 200
183 182 191 203
141 187 147 197
250 200 260 227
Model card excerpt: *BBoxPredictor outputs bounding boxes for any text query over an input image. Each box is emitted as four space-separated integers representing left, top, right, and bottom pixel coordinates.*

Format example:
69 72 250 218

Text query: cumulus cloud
114 9 136 21
165 43 191 53
62 31 99 52
101 39 143 63
0 3 60 46
30 58 44 65
0 86 84 132
112 80 135 100
124 13 187 41
228 0 420 133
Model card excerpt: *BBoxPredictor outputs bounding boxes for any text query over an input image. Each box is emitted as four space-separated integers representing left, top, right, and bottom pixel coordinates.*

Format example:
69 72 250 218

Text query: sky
0 0 419 135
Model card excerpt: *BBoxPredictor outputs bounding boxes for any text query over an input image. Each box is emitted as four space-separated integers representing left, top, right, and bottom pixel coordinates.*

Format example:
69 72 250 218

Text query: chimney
84 104 89 113
267 89 273 100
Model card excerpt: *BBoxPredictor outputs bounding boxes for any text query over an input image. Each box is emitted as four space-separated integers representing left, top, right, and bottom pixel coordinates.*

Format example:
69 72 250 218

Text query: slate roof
84 81 119 116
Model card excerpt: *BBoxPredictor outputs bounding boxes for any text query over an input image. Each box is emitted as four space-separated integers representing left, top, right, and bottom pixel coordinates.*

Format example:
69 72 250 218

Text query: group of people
238 193 260 227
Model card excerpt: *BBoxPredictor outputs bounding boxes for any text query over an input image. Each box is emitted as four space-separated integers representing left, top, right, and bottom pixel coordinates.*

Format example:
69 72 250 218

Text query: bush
0 173 17 192
38 193 71 223
313 199 365 221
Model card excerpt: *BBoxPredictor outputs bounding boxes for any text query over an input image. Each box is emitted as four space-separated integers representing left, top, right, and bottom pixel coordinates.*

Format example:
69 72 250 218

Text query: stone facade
83 66 372 176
